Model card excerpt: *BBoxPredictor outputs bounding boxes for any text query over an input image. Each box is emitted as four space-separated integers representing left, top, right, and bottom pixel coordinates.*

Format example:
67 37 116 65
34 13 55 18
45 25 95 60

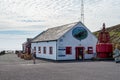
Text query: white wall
57 22 98 60
31 22 97 61
31 41 57 60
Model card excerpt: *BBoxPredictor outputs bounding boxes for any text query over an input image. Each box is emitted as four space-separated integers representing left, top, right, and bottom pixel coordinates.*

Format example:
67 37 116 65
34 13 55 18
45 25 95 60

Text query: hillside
94 24 120 43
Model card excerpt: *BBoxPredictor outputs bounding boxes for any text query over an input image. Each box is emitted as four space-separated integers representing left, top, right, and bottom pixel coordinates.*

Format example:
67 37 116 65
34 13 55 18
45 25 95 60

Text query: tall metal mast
81 0 84 23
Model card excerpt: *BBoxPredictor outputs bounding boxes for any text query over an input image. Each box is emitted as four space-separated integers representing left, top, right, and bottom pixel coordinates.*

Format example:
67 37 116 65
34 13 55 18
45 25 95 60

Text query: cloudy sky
0 0 120 51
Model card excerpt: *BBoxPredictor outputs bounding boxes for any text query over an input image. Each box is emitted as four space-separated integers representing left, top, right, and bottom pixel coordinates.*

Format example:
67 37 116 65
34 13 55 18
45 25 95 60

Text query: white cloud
0 0 120 50
0 0 81 30
84 0 120 31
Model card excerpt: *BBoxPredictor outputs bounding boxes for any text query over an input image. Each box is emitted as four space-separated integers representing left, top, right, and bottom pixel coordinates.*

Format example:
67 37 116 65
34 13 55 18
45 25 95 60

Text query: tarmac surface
0 53 120 80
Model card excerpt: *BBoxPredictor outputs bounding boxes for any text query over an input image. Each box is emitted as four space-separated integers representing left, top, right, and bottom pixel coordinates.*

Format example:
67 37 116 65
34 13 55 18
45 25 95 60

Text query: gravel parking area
0 54 120 80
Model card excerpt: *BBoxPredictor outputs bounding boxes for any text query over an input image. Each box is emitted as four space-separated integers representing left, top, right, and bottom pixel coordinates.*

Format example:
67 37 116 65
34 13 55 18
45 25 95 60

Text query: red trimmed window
88 47 93 54
34 47 36 54
49 47 53 54
66 47 72 55
38 47 41 53
43 47 46 54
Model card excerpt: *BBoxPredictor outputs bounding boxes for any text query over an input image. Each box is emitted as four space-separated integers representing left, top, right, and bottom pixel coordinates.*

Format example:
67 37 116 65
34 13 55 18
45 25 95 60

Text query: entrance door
75 47 84 60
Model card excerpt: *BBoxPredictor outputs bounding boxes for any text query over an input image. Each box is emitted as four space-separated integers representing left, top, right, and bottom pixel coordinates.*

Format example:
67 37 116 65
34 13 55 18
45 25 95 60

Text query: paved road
0 54 120 80
0 53 48 65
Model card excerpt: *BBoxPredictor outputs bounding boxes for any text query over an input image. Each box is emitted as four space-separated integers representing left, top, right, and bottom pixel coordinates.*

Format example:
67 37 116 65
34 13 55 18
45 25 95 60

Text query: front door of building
75 47 84 60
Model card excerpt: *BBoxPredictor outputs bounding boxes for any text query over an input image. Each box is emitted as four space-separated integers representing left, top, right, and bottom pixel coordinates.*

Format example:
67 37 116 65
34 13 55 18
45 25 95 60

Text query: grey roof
32 22 79 42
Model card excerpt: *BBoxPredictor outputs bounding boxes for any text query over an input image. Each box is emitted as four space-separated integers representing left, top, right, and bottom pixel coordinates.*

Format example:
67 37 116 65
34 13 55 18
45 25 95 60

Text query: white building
31 22 97 60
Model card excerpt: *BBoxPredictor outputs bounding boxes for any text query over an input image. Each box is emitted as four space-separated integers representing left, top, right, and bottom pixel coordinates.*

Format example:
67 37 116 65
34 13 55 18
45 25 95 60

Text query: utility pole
81 0 84 23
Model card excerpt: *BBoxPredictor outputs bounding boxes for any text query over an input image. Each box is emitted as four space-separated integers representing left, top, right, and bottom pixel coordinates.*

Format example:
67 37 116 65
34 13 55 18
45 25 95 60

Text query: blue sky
0 0 120 51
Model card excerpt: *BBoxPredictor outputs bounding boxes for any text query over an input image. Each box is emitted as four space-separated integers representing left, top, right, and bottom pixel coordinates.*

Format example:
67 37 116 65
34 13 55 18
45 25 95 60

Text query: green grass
93 23 120 44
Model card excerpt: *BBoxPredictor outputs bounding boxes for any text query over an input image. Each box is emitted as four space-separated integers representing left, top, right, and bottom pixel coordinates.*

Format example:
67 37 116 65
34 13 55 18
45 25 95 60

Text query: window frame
88 46 93 54
49 47 53 54
38 47 41 53
34 47 36 54
66 46 72 55
43 47 46 54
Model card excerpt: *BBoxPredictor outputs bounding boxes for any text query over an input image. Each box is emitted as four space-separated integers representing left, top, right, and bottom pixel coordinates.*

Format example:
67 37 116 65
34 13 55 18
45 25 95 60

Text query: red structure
22 38 32 54
75 47 84 60
96 23 113 58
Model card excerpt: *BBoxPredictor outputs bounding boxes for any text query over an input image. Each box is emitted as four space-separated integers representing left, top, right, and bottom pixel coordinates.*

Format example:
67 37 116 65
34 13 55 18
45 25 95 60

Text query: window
38 47 41 53
43 47 46 54
88 47 93 54
34 47 36 54
66 47 72 55
49 47 53 54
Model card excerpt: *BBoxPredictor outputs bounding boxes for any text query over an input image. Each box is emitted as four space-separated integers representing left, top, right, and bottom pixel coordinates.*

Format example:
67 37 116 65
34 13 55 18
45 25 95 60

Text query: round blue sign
72 27 88 40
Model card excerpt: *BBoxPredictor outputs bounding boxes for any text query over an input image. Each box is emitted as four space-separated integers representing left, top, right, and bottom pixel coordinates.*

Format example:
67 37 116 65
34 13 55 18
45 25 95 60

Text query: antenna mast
81 0 84 23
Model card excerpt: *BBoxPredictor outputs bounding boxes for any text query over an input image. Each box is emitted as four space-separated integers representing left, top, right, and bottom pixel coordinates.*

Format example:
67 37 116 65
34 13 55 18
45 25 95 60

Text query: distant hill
94 24 120 43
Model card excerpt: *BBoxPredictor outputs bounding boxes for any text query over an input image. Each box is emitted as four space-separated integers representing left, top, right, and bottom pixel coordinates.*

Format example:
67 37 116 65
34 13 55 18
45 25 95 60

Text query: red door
75 47 84 60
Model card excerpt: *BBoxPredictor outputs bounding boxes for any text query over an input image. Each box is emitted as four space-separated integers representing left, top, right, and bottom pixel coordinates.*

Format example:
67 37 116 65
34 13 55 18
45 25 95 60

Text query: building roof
22 38 33 45
32 22 80 42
